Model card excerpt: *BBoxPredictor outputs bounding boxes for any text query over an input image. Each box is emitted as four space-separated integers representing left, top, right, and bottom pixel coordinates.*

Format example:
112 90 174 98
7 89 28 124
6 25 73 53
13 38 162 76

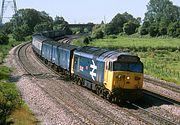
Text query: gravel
4 44 180 125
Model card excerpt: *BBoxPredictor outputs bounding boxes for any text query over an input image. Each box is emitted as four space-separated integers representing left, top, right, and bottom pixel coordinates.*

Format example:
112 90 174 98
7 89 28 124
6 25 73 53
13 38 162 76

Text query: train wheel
77 79 81 86
107 94 112 102
103 91 108 99
95 88 100 95
95 85 100 95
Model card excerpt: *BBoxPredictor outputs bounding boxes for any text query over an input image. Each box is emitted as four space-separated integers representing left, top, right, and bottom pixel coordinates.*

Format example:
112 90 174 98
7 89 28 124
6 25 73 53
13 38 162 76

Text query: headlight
126 76 130 80
118 75 121 79
117 75 125 80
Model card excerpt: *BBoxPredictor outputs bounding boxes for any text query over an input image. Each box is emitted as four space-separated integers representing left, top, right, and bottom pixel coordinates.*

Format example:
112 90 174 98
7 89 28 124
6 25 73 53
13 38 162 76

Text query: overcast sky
1 0 180 24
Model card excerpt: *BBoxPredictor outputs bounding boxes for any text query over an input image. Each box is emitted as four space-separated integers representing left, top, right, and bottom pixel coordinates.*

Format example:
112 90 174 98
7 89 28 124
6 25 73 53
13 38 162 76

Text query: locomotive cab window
113 62 143 73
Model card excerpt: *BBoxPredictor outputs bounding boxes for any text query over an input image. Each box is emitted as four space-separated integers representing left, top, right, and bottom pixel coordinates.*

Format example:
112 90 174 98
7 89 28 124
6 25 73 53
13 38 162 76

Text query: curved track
16 42 145 125
15 42 180 125
32 41 180 125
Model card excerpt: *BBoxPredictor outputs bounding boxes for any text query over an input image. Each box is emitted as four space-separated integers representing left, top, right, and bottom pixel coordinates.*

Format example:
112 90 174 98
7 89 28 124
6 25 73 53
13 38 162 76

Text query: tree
104 23 116 35
12 27 25 41
143 0 180 37
104 12 140 35
144 0 174 23
11 9 53 40
123 21 139 35
34 22 53 33
92 29 104 39
167 21 180 37
0 32 9 44
54 16 65 25
53 16 72 35
139 21 150 35
149 23 159 37
0 22 13 34
92 24 104 39
159 18 168 35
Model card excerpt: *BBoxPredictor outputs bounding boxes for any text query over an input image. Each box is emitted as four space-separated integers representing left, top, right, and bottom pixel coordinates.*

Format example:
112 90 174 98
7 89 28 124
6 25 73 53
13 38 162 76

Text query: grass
0 65 11 81
138 51 180 84
10 104 38 125
72 36 180 84
90 36 180 52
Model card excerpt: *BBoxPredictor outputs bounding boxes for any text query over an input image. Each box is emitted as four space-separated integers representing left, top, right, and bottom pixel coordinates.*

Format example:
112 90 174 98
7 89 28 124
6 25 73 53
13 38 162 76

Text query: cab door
104 61 113 91
104 61 109 83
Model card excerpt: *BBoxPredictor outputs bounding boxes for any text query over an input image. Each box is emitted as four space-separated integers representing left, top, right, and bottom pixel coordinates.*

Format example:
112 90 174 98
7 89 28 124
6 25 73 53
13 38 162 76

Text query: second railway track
14 42 180 125
16 42 144 125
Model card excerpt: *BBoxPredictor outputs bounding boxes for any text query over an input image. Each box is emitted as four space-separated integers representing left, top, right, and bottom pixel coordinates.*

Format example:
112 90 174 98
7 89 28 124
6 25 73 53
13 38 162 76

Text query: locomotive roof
76 46 139 62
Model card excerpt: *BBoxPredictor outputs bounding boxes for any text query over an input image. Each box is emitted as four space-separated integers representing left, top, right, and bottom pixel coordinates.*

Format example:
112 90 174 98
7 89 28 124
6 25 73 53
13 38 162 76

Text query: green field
72 36 180 84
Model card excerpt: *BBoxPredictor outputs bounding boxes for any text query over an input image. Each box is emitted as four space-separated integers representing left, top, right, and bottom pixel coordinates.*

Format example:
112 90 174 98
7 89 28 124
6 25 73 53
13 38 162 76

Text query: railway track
131 103 179 125
31 44 131 125
16 42 97 124
143 89 180 106
144 76 180 94
127 101 179 125
33 44 180 125
144 76 180 103
32 40 180 125
122 89 180 125
16 42 133 125
15 42 180 125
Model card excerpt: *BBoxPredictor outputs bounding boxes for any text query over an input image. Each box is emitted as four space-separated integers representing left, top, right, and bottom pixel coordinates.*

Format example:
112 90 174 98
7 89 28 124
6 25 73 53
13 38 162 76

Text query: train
32 30 144 102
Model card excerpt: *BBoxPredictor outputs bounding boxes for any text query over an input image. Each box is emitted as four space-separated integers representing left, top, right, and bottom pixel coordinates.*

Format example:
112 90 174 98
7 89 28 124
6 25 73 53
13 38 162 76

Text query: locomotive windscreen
113 62 143 73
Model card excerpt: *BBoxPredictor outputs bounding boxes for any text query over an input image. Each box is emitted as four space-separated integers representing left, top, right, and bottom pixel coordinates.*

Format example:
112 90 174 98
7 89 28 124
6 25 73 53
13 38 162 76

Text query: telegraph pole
0 0 17 25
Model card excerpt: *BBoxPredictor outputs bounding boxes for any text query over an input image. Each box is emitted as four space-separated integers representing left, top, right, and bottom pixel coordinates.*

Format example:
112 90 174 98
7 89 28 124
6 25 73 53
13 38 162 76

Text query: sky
1 0 180 24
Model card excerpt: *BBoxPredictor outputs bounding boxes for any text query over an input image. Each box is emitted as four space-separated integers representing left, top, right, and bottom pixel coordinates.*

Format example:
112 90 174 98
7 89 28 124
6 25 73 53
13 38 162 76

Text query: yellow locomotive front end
104 55 143 101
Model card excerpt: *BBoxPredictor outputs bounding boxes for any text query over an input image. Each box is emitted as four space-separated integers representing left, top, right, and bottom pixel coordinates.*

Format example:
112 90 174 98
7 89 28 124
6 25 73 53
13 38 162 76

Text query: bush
149 25 159 37
12 27 25 41
92 29 104 39
123 21 139 35
0 82 22 124
0 66 11 80
82 36 92 44
167 21 180 37
34 22 53 33
0 32 9 45
108 35 117 39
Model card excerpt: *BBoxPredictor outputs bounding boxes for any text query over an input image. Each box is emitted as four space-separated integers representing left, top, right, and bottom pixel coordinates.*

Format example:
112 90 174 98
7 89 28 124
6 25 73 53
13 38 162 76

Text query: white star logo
90 60 97 81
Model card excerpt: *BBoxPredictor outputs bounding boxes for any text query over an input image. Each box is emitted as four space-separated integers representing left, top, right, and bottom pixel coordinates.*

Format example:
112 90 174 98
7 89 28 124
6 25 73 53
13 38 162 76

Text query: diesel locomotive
32 30 144 101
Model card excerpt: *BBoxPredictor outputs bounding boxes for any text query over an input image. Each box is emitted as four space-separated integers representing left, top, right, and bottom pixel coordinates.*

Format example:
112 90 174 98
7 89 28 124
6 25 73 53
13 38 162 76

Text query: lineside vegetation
72 36 180 84
0 36 37 124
